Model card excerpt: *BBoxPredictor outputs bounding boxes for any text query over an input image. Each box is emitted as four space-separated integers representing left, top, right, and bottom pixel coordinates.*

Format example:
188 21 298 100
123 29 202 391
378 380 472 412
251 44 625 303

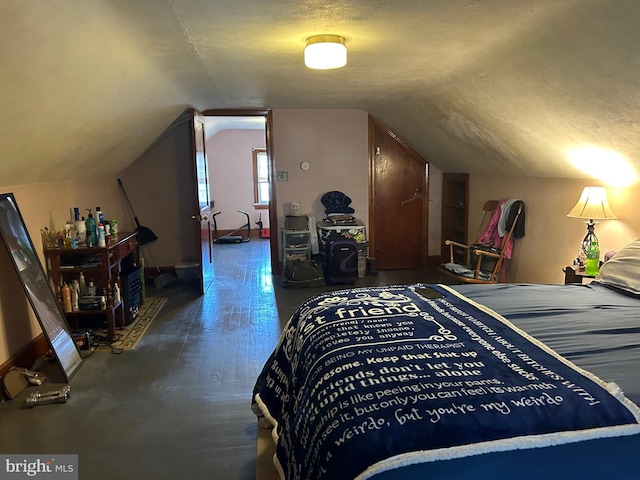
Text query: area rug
94 297 167 352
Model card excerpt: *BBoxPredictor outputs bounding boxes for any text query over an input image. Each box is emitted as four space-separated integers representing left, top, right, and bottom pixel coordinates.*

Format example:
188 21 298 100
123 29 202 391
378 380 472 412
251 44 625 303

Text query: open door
200 109 277 275
192 110 213 294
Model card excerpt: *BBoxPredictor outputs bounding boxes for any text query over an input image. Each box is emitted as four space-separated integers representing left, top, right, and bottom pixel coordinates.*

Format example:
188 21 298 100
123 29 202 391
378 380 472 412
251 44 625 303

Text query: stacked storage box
282 229 311 270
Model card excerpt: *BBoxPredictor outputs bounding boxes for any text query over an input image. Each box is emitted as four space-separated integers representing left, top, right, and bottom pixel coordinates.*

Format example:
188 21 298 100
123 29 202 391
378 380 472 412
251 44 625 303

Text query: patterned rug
94 297 167 352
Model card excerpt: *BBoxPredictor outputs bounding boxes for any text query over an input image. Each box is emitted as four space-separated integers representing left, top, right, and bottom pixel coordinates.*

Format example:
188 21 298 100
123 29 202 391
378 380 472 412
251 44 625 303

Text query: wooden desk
43 232 138 340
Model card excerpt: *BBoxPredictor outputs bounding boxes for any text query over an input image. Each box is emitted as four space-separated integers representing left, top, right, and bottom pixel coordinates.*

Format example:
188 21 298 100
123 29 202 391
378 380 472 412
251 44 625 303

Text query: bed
253 238 640 479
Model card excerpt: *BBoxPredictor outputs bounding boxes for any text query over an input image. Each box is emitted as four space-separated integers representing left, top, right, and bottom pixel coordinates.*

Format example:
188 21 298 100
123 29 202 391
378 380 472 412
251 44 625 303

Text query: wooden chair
439 201 523 284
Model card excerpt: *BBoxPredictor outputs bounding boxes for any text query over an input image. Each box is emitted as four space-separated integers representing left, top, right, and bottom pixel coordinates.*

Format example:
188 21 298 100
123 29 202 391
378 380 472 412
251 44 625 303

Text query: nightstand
563 265 597 284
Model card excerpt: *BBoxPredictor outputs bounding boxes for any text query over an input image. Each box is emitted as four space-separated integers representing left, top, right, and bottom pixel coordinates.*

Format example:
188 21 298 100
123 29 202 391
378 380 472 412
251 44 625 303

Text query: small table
563 265 597 284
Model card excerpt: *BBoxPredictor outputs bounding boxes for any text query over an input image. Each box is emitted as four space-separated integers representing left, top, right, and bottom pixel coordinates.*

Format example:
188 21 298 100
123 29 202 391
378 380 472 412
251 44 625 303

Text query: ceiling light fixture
304 34 347 70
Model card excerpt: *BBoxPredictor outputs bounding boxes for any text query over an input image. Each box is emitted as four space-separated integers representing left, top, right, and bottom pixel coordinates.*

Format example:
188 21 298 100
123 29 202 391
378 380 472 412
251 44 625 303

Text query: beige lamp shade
567 186 617 220
304 35 347 70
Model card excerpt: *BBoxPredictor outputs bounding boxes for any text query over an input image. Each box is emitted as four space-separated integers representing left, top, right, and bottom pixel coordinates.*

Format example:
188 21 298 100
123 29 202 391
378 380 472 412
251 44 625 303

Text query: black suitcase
324 237 359 284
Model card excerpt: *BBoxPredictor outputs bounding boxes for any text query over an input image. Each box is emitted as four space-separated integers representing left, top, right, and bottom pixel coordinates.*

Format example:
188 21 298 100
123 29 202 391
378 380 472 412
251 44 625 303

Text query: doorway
201 110 276 274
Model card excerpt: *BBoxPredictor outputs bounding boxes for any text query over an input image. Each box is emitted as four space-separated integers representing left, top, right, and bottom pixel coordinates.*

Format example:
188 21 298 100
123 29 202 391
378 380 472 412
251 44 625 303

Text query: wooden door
369 117 429 270
191 110 213 294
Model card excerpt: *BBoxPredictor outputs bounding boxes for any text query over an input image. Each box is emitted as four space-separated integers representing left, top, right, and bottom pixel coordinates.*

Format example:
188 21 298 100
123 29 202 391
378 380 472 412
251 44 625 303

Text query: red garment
478 199 513 259
476 199 514 283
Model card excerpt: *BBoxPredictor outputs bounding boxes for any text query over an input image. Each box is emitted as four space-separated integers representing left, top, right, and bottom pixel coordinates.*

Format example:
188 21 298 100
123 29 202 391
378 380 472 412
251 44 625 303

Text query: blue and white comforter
253 284 640 479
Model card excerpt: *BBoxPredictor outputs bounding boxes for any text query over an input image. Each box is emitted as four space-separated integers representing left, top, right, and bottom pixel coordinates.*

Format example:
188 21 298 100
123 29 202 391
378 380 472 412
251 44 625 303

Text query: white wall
271 109 369 231
207 129 267 230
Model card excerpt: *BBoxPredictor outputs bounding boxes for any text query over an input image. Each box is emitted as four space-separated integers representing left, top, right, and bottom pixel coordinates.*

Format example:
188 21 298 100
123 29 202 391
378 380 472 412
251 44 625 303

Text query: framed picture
0 193 82 381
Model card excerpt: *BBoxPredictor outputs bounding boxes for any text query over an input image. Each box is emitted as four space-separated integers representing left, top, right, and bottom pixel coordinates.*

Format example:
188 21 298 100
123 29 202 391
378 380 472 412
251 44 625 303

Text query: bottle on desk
70 280 80 311
71 288 79 312
85 209 97 247
78 272 88 296
97 223 106 247
61 283 72 313
96 207 104 225
585 241 600 276
63 223 72 248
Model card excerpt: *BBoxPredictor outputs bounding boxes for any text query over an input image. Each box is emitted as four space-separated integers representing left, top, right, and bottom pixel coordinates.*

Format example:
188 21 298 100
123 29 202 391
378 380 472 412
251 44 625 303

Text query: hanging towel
498 199 519 237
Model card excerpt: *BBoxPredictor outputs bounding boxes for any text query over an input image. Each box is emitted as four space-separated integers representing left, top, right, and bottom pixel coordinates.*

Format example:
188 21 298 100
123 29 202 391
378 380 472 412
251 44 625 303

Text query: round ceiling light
304 34 347 70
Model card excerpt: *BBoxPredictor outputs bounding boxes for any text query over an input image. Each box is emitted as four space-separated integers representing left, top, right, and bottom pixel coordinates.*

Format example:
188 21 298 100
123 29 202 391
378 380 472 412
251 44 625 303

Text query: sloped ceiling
2 1 639 186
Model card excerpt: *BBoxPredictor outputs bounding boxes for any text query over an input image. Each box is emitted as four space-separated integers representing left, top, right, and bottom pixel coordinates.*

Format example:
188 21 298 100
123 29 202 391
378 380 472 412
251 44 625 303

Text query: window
253 148 269 208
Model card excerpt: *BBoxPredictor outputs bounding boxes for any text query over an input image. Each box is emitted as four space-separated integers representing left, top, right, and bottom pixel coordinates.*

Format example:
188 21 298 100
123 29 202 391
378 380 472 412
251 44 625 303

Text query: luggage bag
324 237 359 285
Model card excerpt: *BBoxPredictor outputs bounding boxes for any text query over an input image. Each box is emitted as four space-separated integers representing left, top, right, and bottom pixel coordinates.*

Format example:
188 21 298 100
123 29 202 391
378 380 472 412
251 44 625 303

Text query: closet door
440 173 469 261
370 117 429 270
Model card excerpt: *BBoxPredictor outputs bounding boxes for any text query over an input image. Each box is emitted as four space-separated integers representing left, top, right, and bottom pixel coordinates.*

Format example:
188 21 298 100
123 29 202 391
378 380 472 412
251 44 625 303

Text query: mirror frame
0 193 83 381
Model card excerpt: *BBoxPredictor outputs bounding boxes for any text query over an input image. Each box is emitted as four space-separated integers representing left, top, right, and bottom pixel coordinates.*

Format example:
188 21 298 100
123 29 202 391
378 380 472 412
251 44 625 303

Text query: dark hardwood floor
0 239 442 479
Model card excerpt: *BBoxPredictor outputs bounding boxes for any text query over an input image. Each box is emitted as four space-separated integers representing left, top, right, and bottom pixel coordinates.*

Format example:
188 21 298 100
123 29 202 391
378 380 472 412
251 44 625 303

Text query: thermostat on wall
277 170 289 181
300 161 310 171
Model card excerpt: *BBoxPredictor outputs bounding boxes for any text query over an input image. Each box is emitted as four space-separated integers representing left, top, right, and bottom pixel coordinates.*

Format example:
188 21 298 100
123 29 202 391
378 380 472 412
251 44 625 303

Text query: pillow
594 237 640 295
321 191 356 214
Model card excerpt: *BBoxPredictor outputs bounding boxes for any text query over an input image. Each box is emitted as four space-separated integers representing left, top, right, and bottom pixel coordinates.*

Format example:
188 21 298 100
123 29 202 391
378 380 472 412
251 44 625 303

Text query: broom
117 178 175 289
144 243 175 289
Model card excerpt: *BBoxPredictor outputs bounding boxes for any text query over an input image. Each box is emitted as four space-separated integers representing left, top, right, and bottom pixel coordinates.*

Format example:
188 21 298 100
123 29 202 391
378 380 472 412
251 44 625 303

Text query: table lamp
566 186 617 256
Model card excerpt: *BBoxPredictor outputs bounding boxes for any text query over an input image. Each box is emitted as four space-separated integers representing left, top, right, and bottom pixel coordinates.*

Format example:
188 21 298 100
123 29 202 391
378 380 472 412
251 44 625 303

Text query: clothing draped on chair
439 198 525 284
478 199 526 261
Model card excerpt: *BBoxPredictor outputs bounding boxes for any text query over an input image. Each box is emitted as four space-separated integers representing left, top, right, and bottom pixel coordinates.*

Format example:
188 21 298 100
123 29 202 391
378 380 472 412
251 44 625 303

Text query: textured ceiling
2 0 639 186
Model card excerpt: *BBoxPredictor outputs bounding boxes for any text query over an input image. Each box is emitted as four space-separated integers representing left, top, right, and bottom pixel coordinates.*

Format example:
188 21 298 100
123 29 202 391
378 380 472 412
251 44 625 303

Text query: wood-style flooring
0 239 442 479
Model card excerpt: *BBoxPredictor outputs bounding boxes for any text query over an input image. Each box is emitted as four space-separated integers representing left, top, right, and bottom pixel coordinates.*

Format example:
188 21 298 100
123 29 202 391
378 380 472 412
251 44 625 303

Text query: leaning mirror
0 193 83 381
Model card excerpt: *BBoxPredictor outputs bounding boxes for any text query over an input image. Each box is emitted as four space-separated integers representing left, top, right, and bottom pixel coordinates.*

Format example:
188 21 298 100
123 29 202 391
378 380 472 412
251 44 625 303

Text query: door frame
200 109 278 275
191 110 212 294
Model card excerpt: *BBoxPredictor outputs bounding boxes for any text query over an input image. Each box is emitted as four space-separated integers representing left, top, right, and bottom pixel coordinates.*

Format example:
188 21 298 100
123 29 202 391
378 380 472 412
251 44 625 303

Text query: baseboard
144 266 176 278
0 333 49 397
214 228 266 240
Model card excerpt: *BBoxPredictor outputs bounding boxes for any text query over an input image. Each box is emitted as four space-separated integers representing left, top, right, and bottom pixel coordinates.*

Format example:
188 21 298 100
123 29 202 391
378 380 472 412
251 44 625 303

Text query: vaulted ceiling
3 1 639 186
